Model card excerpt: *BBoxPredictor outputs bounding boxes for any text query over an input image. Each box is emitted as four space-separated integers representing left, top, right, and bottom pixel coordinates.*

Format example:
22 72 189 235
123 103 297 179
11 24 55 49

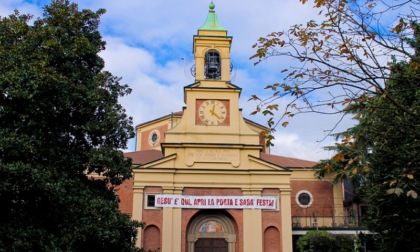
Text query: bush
296 231 356 252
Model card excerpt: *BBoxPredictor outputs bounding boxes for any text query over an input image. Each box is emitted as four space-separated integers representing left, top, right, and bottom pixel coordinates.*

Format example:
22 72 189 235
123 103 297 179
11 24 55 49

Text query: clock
196 99 230 126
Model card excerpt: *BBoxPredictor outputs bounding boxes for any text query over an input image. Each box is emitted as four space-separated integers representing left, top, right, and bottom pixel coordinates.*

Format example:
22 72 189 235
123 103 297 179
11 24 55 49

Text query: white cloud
0 0 42 21
0 0 358 160
100 37 185 126
100 37 156 81
270 133 330 162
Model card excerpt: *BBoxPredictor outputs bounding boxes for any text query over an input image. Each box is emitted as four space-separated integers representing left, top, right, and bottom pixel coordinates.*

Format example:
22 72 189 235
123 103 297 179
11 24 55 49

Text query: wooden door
195 238 228 252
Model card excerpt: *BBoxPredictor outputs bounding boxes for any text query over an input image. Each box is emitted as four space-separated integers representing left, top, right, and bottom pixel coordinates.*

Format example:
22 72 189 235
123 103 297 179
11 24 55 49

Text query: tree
316 42 420 250
0 1 142 251
361 35 419 250
250 0 419 145
250 0 419 250
314 21 420 250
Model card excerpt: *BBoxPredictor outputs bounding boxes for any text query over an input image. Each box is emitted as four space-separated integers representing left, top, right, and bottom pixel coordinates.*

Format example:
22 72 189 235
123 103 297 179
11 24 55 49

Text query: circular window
296 190 313 208
151 132 158 142
148 130 160 146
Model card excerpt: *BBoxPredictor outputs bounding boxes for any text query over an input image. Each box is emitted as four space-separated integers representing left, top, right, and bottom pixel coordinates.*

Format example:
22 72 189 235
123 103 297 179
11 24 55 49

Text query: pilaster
243 189 262 252
280 189 293 252
132 186 144 248
161 188 183 252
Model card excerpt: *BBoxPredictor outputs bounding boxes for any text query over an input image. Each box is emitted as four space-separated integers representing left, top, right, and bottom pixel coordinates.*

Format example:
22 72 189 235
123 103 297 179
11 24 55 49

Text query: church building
119 3 352 252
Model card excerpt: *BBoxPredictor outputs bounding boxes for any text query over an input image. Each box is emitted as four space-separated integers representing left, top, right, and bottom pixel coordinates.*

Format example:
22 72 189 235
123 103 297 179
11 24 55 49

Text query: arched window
204 49 221 79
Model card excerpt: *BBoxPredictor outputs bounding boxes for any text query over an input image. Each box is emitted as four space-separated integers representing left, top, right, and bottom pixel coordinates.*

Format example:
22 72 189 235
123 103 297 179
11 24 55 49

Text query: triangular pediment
135 153 177 169
247 155 290 172
133 145 291 174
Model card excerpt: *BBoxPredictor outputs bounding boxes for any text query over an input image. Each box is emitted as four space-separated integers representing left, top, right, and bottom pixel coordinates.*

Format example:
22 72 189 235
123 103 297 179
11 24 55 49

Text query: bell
208 56 219 71
205 51 221 79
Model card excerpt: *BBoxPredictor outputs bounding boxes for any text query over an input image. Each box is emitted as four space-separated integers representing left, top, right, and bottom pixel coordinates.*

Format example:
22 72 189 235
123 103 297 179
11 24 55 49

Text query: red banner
155 195 277 210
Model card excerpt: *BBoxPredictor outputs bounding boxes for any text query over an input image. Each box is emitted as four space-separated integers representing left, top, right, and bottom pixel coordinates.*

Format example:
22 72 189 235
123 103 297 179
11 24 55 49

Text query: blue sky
0 0 358 161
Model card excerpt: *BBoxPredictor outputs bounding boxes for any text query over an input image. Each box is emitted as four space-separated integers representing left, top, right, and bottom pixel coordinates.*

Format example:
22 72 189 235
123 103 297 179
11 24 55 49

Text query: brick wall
291 180 335 217
115 178 133 216
140 124 168 150
142 187 163 249
135 186 289 252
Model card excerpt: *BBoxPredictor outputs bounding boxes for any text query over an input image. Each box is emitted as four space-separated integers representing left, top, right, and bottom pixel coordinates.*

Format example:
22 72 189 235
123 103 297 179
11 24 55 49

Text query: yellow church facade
122 3 347 252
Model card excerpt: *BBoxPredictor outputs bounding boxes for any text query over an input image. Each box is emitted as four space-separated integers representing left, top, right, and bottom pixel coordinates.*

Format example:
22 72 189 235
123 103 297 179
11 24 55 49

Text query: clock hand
211 110 222 119
210 105 217 116
210 105 223 119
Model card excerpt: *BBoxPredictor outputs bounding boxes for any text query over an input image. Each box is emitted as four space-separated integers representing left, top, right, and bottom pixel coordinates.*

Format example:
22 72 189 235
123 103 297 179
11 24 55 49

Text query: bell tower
164 2 259 146
163 1 260 149
193 2 232 82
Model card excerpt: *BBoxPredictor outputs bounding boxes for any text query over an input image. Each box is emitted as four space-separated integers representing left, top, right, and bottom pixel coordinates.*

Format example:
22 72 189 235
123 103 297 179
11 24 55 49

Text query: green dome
199 2 227 31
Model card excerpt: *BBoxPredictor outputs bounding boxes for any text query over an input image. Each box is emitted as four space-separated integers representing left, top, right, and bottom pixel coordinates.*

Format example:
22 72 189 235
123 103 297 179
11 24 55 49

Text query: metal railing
292 216 366 229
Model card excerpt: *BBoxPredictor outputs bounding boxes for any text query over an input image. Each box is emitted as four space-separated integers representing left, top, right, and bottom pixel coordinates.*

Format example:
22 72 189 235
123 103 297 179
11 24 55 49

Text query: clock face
196 99 229 126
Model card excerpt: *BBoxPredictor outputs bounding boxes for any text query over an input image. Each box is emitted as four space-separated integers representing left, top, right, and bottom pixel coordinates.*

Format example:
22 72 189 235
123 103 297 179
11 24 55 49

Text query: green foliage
296 230 356 252
315 22 420 252
360 36 420 250
0 1 142 251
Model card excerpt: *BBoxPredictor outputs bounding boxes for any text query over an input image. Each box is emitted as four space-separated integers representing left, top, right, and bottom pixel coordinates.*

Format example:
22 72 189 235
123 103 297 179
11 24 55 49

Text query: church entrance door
195 238 228 252
187 212 236 252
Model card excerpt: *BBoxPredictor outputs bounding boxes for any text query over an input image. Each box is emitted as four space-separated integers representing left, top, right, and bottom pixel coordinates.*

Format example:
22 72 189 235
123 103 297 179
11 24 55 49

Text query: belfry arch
187 211 237 252
204 49 222 80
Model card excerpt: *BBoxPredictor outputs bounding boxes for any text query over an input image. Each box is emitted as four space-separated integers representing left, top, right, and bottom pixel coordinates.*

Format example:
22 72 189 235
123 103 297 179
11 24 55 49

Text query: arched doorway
187 212 236 252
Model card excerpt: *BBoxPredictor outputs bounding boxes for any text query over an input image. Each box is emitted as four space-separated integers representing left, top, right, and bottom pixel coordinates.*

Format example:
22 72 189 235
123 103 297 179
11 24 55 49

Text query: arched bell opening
204 49 221 80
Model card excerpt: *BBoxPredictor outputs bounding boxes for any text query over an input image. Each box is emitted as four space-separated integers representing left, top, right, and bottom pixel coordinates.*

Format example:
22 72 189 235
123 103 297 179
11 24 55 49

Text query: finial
209 1 215 10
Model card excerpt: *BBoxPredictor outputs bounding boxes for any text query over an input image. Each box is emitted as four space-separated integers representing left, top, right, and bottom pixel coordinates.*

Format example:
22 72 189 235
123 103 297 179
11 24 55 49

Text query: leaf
325 163 333 173
287 70 297 78
248 95 260 101
263 110 274 116
342 98 351 106
333 153 345 163
407 174 414 179
407 190 418 199
363 165 369 172
368 3 376 9
340 48 351 54
282 85 292 91
387 188 403 197
282 121 289 127
391 18 407 34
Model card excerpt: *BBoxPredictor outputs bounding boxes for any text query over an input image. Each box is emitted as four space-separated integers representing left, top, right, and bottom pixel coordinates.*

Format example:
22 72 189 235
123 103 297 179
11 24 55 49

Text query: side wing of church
118 3 361 252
